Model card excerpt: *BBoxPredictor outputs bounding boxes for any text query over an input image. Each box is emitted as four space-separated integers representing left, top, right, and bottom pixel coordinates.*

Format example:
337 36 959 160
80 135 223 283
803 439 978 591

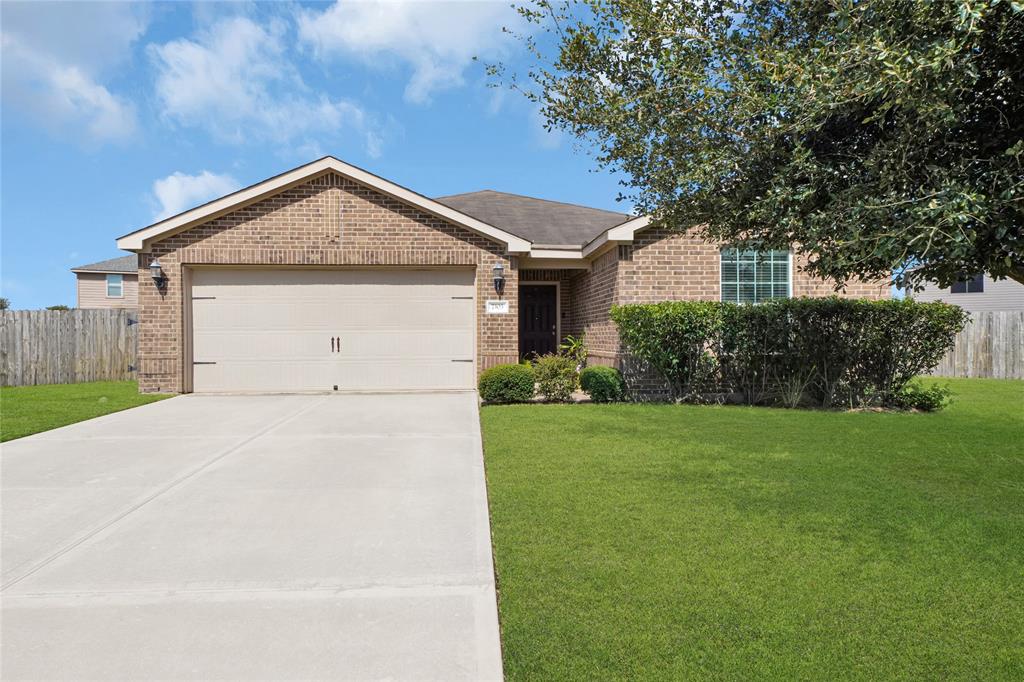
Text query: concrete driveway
1 393 502 681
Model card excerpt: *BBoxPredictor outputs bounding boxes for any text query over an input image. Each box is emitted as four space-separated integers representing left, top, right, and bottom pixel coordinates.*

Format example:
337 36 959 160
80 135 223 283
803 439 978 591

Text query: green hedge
611 298 968 408
533 354 577 402
579 366 626 403
479 363 535 403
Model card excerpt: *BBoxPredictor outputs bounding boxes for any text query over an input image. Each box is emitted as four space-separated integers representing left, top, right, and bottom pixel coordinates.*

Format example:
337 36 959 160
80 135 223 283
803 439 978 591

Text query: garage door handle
331 337 335 353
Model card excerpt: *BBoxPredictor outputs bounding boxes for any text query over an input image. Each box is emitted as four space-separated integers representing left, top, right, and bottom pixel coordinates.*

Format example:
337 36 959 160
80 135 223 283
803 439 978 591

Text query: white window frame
719 248 792 304
106 273 124 299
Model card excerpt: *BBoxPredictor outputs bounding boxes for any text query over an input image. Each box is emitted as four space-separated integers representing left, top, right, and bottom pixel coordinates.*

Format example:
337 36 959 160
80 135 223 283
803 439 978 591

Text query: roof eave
580 216 652 258
71 269 138 275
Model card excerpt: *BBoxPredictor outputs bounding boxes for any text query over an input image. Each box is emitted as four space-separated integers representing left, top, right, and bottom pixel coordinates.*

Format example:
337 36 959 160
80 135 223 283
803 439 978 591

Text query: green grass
481 378 1024 680
1 381 171 442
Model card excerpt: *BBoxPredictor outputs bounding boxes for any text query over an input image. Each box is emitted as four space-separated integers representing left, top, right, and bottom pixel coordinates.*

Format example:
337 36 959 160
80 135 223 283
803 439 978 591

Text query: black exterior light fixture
492 262 506 297
149 259 167 290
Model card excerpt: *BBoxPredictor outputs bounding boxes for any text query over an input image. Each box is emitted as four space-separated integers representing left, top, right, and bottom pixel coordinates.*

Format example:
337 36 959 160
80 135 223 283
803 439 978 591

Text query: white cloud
297 0 512 104
2 1 148 71
151 171 240 221
0 2 146 143
150 16 382 155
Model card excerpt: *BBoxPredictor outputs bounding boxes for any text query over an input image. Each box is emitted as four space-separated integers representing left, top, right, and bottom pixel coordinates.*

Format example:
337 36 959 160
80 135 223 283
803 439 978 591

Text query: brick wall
137 171 518 392
567 249 621 366
790 253 890 298
136 174 888 394
583 227 888 394
619 226 889 302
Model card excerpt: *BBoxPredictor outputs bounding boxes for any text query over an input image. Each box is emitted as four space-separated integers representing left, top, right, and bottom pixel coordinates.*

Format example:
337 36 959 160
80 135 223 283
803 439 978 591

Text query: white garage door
190 268 475 392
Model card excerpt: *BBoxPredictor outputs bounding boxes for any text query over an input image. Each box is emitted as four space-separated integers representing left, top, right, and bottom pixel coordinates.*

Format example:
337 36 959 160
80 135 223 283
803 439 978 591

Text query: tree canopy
497 0 1024 288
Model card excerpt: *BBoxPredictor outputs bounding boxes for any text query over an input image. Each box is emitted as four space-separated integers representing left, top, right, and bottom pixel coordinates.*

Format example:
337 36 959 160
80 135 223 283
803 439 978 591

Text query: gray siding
912 275 1024 313
76 272 139 309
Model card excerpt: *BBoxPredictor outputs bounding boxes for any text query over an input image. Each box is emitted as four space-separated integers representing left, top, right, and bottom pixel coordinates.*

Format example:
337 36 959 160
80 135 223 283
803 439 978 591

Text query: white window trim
106 273 124 299
719 248 793 304
788 251 794 298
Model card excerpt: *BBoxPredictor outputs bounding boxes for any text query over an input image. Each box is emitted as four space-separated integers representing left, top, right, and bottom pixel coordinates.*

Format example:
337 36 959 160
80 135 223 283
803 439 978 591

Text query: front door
519 284 557 359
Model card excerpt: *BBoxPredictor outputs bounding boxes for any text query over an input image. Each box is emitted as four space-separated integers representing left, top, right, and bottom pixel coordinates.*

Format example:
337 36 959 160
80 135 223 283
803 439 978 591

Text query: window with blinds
106 274 124 298
720 248 790 304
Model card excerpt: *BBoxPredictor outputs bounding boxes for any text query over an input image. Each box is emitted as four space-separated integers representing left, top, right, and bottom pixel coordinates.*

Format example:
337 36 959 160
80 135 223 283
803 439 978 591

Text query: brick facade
136 175 887 393
522 227 887 378
137 171 518 392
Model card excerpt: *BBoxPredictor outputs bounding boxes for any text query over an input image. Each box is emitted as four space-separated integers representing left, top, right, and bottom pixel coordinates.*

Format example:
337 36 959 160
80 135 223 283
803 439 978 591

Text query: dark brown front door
519 284 557 359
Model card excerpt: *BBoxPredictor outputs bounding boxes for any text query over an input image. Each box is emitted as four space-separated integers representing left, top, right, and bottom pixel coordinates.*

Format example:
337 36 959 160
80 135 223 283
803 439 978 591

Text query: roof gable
116 157 532 253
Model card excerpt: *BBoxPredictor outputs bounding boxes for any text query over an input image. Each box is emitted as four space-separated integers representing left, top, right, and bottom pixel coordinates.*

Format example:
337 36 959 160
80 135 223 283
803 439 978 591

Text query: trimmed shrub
478 363 535 403
533 353 578 402
612 298 968 409
892 381 954 412
610 301 722 400
580 366 625 403
854 300 970 405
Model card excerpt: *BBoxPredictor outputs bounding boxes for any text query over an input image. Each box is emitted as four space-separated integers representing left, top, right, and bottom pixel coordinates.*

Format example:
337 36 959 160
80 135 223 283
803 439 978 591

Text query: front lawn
1 381 171 442
481 378 1024 680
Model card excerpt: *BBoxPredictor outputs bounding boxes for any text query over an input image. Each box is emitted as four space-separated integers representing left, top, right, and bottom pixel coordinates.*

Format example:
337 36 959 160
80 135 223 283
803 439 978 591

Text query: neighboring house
71 255 138 309
114 156 886 394
911 273 1024 313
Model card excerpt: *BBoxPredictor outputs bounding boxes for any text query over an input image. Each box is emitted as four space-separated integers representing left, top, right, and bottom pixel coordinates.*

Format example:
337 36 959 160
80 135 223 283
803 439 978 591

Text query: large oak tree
496 0 1024 288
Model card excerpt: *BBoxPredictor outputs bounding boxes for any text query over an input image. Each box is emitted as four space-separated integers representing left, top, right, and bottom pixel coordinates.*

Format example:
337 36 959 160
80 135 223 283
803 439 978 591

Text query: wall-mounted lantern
149 259 167 290
492 262 506 297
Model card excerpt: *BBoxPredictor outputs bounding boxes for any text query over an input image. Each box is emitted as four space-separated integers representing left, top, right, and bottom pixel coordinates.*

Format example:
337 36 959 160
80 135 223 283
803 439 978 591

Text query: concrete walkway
1 393 502 680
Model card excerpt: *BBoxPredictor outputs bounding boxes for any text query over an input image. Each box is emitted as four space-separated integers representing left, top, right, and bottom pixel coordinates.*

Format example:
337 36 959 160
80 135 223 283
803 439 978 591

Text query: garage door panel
190 269 475 392
194 330 338 362
340 331 473 360
194 361 341 394
195 302 339 331
340 359 475 391
337 303 471 329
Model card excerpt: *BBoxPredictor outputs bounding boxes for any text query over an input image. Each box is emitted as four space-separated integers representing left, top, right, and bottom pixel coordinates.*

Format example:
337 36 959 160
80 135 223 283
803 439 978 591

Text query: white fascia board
116 157 532 254
528 248 585 259
581 215 652 258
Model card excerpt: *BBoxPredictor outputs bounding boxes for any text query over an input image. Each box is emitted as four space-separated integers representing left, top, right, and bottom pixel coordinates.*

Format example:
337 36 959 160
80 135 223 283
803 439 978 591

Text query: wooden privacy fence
931 311 1023 380
0 309 139 387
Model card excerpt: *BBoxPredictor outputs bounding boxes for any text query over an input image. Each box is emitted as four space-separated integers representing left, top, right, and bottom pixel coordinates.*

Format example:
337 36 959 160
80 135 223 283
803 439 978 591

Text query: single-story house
70 255 139 309
115 156 886 393
911 273 1024 313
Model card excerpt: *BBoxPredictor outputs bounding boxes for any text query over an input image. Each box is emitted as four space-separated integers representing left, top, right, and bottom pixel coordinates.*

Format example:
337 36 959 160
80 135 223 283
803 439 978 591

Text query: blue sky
1 1 625 310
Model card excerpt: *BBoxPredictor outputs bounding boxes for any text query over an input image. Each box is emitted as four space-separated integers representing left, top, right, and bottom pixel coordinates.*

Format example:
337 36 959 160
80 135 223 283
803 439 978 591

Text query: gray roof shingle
71 254 137 273
435 190 631 246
